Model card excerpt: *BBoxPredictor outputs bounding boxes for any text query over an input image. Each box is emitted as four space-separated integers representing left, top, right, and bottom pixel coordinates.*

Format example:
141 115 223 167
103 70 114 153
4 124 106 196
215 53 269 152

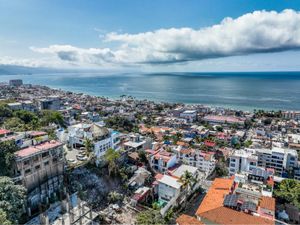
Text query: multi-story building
13 140 64 211
256 147 298 176
178 149 216 177
229 149 258 175
39 96 61 110
282 111 300 120
148 150 177 173
179 110 197 122
68 123 121 158
9 79 23 87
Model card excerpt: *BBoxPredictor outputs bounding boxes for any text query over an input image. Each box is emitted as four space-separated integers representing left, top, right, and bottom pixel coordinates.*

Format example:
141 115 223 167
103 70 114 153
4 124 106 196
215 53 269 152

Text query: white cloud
29 9 300 67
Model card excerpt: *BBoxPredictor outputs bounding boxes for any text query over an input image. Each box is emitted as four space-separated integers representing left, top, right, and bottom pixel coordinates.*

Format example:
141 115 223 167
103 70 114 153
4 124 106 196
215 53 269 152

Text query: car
76 154 88 161
79 150 86 155
67 159 76 163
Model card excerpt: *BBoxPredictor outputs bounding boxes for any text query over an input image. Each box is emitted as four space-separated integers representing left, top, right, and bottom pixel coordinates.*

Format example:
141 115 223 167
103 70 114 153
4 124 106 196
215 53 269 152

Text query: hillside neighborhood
0 80 300 225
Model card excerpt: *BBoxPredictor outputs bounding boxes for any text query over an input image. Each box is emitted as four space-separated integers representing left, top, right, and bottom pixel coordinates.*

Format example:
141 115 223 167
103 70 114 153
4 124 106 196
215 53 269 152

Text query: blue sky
1 0 300 71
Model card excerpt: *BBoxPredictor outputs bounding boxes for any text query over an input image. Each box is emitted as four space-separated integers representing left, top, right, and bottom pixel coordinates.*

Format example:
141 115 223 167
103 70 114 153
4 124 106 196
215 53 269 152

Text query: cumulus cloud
31 9 300 66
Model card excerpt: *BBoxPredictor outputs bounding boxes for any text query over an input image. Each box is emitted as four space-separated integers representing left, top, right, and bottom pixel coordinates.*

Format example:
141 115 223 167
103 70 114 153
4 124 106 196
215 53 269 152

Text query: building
229 149 258 175
149 150 177 173
13 140 64 211
178 149 216 177
203 115 245 125
157 174 182 202
68 123 121 158
179 110 197 122
282 111 300 120
194 177 275 225
256 147 298 176
9 79 23 87
39 96 61 110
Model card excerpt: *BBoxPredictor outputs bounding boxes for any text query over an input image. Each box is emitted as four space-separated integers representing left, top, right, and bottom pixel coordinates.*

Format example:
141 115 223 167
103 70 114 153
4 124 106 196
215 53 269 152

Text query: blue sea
1 71 300 111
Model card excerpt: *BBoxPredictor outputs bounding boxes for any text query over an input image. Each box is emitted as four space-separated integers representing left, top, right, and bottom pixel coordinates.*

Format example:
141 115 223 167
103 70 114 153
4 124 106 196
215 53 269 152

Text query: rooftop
15 140 63 158
176 214 204 225
159 175 182 189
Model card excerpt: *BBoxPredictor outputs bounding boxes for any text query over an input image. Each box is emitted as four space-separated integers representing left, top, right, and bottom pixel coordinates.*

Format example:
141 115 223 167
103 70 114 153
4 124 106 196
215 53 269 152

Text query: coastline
1 72 300 111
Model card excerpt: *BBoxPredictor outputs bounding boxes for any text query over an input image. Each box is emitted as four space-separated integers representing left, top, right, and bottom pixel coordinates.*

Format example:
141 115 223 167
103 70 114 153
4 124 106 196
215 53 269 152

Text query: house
194 177 275 225
130 186 152 206
150 150 177 173
158 175 182 202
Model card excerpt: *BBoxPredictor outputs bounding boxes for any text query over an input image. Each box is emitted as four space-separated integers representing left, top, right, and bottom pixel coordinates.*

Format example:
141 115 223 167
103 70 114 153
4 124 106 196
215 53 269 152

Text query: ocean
1 71 300 111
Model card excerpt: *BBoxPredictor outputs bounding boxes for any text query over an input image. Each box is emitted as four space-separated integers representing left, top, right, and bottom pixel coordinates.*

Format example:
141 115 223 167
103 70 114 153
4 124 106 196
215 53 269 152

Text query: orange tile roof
259 196 276 211
196 178 234 215
199 206 274 225
176 214 204 225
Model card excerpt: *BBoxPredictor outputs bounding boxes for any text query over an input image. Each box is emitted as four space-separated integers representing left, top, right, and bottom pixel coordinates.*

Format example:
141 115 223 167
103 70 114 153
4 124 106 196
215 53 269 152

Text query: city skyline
1 0 300 72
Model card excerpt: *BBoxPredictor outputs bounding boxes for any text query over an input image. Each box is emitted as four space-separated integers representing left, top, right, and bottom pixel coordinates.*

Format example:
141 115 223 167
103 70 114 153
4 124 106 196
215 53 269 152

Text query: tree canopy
274 179 300 209
0 176 26 224
0 141 19 176
136 209 165 225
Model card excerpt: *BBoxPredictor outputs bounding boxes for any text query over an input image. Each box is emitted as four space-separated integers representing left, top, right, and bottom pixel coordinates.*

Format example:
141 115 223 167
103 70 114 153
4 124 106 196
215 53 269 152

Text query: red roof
204 140 216 147
15 141 62 158
0 129 11 135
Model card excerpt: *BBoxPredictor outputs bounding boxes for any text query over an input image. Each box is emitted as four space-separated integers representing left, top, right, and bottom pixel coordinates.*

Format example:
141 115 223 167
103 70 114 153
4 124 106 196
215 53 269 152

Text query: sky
1 0 300 72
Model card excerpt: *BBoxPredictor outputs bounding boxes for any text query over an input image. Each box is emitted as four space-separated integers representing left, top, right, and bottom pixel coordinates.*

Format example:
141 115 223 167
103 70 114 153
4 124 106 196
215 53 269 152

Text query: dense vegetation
0 177 26 224
105 115 139 133
0 141 19 176
0 103 64 132
274 179 300 209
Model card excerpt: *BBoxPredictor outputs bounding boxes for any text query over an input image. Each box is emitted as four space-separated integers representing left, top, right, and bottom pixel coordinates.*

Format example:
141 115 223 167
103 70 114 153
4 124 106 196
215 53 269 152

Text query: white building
178 148 216 177
158 175 182 202
256 147 298 176
68 123 121 159
229 149 258 175
179 110 197 122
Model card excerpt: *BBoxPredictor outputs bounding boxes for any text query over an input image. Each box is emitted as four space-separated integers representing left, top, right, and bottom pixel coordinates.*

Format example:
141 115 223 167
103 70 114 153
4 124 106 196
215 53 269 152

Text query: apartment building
178 149 216 177
229 149 258 175
13 140 64 210
256 147 298 176
149 150 177 173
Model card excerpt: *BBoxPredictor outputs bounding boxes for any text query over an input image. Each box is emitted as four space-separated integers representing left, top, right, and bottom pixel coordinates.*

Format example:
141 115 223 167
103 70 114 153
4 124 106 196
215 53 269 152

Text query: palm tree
104 148 120 176
179 171 197 207
84 138 94 157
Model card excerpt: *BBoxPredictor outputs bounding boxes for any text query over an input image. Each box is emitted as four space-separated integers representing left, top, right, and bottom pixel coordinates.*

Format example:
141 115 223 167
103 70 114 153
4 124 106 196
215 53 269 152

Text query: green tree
136 209 165 225
104 148 120 176
0 104 12 120
215 161 229 177
84 138 94 157
0 177 26 224
41 110 65 127
0 141 19 176
274 179 300 209
3 117 25 131
0 209 12 225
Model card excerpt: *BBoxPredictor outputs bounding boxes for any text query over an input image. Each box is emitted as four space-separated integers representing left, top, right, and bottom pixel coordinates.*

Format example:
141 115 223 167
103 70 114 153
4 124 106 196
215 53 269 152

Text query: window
231 158 236 162
230 163 235 167
35 165 40 170
42 152 49 158
25 169 31 174
24 160 30 166
44 161 49 166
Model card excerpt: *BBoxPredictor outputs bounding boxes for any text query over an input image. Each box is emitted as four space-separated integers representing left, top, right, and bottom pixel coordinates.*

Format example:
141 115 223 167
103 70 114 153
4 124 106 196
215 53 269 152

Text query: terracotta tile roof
260 196 276 211
15 140 62 158
176 214 204 225
196 177 234 215
200 206 274 225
